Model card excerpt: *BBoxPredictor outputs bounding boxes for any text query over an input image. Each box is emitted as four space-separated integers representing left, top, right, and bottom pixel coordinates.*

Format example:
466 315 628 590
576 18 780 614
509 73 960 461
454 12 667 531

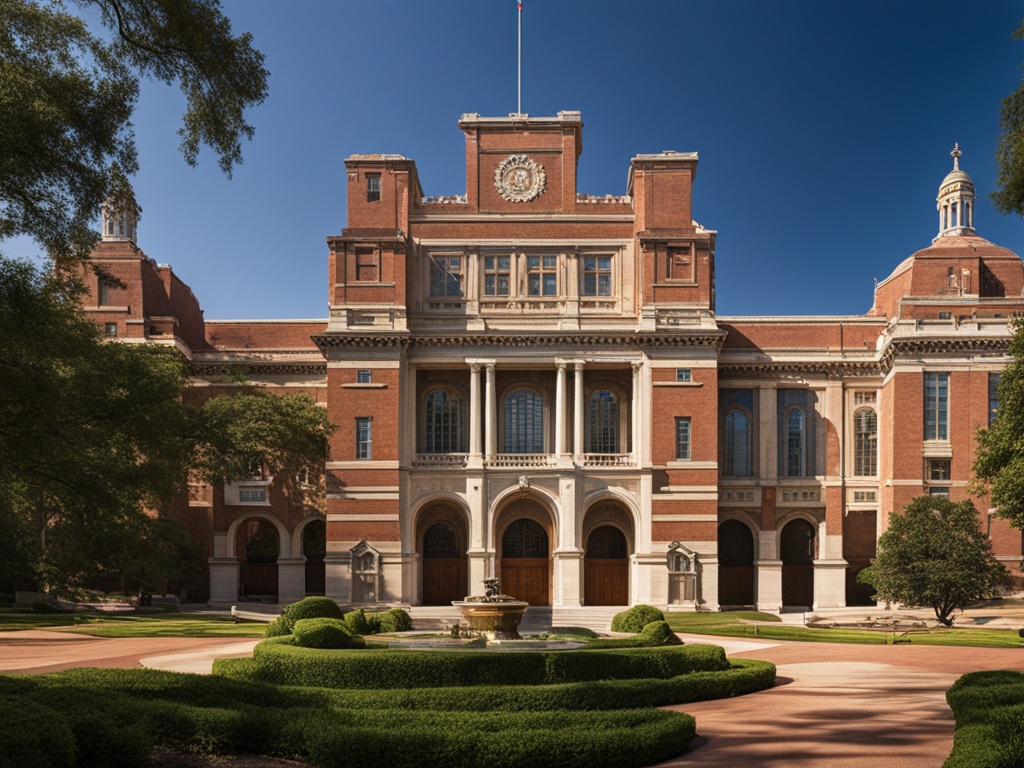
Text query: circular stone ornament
494 154 547 202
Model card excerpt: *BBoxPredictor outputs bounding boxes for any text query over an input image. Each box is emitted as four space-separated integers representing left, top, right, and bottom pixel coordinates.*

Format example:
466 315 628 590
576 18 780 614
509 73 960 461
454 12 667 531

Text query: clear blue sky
10 1 1024 319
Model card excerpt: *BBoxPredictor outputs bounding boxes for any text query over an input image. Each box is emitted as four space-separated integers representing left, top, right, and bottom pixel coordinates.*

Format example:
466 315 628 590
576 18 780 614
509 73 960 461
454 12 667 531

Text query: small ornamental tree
865 497 1011 626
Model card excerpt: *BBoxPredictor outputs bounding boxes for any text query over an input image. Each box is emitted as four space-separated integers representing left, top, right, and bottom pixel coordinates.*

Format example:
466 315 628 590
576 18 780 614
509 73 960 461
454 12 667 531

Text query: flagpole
517 1 522 114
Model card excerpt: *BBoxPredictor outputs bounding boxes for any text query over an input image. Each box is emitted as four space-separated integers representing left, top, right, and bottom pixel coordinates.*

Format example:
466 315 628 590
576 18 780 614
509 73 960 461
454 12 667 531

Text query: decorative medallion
494 154 546 202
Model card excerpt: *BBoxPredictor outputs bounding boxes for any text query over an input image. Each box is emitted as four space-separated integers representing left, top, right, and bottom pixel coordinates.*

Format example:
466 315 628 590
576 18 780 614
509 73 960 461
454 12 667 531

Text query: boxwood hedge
945 670 1024 767
217 641 728 689
583 620 683 649
611 604 665 633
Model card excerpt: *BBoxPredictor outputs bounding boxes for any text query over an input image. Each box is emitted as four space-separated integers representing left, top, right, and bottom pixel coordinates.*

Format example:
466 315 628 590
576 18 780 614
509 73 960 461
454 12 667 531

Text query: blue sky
10 1 1024 319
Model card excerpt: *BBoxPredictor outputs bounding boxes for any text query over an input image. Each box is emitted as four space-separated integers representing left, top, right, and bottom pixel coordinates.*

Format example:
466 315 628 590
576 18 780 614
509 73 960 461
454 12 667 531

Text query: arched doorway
422 522 467 605
237 518 279 599
718 520 755 606
501 517 550 606
781 519 816 608
584 525 628 606
302 519 326 595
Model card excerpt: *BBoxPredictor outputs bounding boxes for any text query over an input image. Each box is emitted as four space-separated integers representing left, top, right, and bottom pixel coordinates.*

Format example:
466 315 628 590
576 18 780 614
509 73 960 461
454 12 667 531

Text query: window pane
504 390 544 453
589 390 618 453
676 417 691 460
725 409 751 476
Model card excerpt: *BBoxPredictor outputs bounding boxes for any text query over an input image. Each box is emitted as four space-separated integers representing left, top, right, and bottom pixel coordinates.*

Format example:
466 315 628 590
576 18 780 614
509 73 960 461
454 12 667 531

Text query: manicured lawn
665 611 1024 648
0 609 265 637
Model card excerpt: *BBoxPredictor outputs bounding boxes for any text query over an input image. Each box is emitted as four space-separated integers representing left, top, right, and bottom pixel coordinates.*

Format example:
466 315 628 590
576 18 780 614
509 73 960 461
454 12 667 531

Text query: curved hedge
293 618 365 650
267 596 344 638
945 670 1024 767
584 620 683 649
216 641 728 689
611 604 665 633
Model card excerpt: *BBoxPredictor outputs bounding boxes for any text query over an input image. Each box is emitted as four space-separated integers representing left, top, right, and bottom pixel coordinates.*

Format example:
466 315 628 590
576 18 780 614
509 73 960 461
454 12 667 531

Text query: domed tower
935 144 975 239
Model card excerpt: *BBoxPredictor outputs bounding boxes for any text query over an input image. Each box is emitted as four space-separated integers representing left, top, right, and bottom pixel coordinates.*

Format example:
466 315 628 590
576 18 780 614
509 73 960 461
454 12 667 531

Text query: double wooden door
422 558 467 605
500 559 549 606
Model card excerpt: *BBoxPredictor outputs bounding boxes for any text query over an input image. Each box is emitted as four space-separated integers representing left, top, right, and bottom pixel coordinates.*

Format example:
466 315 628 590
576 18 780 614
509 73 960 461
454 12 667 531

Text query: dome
935 144 975 239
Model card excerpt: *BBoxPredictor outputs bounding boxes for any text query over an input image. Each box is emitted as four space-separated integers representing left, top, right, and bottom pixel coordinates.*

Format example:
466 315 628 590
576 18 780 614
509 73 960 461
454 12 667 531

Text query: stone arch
229 513 289 600
718 516 757 607
414 498 471 606
493 494 557 606
779 516 817 608
581 499 634 606
225 512 291 560
580 488 641 551
294 514 326 596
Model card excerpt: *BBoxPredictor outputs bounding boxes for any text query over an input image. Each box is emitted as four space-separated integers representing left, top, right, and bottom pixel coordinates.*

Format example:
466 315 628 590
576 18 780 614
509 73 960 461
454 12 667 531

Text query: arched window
724 408 751 476
588 389 618 453
785 407 805 477
503 389 544 453
424 388 466 453
502 518 549 558
853 408 877 476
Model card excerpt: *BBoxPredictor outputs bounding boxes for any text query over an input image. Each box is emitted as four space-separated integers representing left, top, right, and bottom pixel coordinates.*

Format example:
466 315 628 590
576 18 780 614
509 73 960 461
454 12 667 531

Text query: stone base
452 600 529 640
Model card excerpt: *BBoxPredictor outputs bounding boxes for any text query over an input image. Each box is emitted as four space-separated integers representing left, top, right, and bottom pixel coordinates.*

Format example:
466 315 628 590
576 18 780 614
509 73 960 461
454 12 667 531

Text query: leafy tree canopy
973 317 1024 526
0 0 268 263
0 259 333 595
993 21 1024 216
862 497 1010 626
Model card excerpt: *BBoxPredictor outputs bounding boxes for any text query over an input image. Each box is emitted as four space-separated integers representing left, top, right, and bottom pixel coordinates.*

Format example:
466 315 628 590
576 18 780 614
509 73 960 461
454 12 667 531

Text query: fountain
452 577 529 640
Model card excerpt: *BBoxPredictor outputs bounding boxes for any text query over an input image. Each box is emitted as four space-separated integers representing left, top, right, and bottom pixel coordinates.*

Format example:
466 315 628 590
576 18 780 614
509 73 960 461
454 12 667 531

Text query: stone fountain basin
452 600 529 640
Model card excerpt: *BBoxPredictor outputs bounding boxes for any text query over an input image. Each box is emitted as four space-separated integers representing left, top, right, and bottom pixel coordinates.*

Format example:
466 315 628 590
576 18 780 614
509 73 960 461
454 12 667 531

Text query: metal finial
951 143 962 170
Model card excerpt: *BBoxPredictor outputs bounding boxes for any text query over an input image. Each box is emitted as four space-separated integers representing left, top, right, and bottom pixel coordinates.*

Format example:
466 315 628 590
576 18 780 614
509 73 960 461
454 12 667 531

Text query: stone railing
490 453 557 468
414 453 469 468
576 193 631 204
582 453 635 467
421 195 467 205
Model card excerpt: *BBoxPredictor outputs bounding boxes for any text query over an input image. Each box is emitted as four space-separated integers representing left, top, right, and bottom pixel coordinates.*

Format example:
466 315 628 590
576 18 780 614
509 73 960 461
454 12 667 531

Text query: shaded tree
993 21 1024 217
862 497 1010 626
0 0 268 263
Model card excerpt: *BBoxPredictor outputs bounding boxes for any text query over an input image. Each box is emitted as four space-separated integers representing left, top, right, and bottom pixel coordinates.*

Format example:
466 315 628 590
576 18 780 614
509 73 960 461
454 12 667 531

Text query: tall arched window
503 389 544 453
724 409 752 476
853 408 877 476
785 407 805 477
424 388 466 453
589 389 618 453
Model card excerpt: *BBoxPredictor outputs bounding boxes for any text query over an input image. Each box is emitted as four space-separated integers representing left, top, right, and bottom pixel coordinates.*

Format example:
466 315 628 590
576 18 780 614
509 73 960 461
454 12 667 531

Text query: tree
0 0 268 263
0 259 334 595
862 497 1010 626
993 21 1024 217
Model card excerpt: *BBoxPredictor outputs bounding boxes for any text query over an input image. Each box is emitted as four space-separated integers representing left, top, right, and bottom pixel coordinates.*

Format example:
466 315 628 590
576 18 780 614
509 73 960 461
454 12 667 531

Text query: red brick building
87 116 1023 613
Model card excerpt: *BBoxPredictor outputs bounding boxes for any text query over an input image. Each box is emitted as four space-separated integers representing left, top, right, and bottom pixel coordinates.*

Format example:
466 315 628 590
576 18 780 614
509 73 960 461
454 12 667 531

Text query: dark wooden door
718 566 755 606
422 558 466 605
781 519 816 607
585 560 628 605
239 564 277 597
304 562 325 595
501 559 549 606
782 565 814 607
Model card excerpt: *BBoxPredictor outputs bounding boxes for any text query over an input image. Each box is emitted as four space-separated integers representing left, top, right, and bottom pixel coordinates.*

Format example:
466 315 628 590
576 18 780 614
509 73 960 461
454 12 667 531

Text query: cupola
935 144 975 239
101 189 141 244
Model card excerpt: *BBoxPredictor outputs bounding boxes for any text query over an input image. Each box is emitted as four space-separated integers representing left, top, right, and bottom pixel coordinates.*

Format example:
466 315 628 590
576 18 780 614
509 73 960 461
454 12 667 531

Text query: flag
518 1 522 10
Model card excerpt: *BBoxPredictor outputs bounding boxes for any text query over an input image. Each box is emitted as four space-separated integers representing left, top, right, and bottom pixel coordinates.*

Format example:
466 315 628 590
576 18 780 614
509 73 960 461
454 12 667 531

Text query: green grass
0 609 266 637
665 611 1024 648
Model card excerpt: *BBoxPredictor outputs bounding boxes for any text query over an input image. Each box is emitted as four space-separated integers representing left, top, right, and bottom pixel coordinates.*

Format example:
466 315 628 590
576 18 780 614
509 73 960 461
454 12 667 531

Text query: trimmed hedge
945 670 1024 767
266 596 343 638
344 607 413 635
215 642 728 689
611 604 665 633
293 618 365 650
584 621 683 649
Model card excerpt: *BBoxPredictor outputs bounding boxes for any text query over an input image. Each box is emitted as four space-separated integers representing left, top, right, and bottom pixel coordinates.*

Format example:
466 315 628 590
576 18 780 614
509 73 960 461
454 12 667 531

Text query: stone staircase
408 605 624 633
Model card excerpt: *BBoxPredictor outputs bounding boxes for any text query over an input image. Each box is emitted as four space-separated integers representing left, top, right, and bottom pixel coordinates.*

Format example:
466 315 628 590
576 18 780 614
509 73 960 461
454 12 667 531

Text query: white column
485 363 496 459
469 363 482 459
573 361 584 462
631 362 641 461
555 362 566 457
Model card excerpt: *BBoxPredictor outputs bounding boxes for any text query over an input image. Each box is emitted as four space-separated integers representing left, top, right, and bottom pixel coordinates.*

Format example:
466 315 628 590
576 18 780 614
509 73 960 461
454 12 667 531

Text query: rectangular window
484 255 511 296
104 322 118 338
676 368 692 383
355 248 378 282
430 256 462 297
527 255 557 296
929 459 951 481
854 391 876 405
675 417 691 460
581 256 611 296
356 417 372 460
98 280 112 306
357 370 371 384
668 246 694 281
366 173 381 202
239 486 267 503
990 373 1001 426
924 373 949 440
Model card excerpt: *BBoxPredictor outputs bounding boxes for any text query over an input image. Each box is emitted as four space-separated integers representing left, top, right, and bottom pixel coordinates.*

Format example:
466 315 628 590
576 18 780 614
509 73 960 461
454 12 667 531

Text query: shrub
31 601 65 614
611 604 665 633
0 696 76 768
293 618 365 650
379 608 413 633
343 608 372 635
264 616 291 638
945 670 1024 767
584 620 683 649
266 596 343 638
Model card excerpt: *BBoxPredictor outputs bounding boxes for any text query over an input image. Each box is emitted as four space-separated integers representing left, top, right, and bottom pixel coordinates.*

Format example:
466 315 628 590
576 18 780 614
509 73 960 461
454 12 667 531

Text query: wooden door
500 559 549 606
423 558 467 605
718 566 755 606
239 564 277 597
782 566 814 607
584 560 628 605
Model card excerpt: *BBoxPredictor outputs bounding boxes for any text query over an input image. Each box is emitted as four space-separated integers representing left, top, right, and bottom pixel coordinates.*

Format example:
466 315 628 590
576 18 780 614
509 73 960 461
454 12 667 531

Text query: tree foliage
0 0 268 263
973 317 1024 527
0 259 333 594
863 497 1010 626
993 21 1024 216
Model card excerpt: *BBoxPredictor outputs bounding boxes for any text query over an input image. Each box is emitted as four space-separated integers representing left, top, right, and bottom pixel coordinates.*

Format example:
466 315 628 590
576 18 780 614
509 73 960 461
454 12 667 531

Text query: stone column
631 362 641 461
276 558 306 604
207 557 239 608
756 560 783 613
324 551 352 603
468 363 482 467
485 363 496 459
555 362 566 458
573 362 584 462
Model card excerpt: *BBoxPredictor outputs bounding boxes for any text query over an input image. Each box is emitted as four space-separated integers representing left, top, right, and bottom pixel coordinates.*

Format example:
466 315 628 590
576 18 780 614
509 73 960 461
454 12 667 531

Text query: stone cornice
879 336 1010 372
312 330 726 351
718 360 882 379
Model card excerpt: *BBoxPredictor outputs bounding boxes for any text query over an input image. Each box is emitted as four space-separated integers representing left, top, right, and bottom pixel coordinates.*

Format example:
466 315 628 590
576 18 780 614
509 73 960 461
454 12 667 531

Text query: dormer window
367 173 381 202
